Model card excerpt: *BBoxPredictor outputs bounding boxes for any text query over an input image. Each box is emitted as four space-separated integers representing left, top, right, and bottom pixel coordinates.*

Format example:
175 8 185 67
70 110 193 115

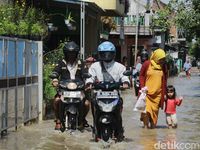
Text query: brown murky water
0 75 200 150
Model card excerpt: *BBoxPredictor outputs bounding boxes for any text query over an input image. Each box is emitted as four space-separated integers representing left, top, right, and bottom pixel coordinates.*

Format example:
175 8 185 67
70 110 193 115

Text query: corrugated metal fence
0 36 43 135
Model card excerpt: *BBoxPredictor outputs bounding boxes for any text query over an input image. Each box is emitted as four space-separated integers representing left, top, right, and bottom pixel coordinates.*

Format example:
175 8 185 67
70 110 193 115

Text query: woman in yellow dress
139 48 167 128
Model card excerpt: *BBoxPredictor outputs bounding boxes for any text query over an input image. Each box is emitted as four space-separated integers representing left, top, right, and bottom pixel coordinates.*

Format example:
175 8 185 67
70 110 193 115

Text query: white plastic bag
133 87 147 112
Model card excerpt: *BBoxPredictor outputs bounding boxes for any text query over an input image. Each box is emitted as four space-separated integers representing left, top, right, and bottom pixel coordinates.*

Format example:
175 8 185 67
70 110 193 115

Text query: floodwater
0 75 200 150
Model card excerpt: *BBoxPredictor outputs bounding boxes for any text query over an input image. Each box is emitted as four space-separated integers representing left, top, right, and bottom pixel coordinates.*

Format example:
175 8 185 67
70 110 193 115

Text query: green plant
43 40 66 102
17 20 28 36
43 64 56 102
0 23 6 35
24 7 47 38
0 5 16 35
1 20 17 35
31 22 47 37
0 4 47 38
151 9 172 32
65 12 75 23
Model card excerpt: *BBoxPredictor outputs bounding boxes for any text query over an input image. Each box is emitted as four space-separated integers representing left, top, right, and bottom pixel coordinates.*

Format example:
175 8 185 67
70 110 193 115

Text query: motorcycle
50 73 90 132
91 70 131 142
132 71 140 96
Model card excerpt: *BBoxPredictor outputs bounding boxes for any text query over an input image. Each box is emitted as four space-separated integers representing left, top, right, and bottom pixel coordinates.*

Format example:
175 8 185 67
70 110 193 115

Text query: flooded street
0 72 200 150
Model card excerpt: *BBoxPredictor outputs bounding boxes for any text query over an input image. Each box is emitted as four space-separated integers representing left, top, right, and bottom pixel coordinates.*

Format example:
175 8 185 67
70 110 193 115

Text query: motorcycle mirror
82 73 91 79
49 72 59 79
123 70 132 76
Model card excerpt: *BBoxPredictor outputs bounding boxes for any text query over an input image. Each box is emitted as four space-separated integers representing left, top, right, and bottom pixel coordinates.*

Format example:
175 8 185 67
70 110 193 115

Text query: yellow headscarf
150 48 166 70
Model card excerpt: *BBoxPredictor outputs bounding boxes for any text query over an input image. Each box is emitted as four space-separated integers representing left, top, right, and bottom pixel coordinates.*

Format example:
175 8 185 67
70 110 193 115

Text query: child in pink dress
165 85 183 128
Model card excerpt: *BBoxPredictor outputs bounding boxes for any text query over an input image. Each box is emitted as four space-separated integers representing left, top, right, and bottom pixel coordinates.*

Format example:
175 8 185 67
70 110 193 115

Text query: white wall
127 0 148 15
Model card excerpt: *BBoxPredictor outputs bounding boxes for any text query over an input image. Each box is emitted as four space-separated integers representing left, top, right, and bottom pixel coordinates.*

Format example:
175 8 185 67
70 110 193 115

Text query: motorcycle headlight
67 82 78 90
98 99 119 112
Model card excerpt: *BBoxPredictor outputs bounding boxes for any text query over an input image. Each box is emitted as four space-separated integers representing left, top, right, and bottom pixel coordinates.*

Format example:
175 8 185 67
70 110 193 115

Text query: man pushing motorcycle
85 41 130 142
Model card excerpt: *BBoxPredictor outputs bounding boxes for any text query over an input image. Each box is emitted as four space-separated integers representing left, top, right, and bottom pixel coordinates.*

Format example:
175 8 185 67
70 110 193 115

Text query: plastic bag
133 87 147 112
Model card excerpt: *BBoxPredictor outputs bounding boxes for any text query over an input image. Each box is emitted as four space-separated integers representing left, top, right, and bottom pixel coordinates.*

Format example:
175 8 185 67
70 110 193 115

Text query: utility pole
80 1 85 60
134 1 139 65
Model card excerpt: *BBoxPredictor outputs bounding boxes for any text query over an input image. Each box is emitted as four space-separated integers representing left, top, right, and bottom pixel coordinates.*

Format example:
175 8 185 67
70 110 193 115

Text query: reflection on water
159 131 177 150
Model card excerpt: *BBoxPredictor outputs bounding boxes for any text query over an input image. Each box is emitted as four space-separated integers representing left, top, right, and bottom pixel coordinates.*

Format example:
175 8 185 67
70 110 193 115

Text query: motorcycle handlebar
89 81 127 90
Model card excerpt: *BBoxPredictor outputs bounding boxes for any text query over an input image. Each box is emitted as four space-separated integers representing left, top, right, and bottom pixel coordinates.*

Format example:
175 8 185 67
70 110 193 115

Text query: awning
53 0 83 5
52 0 104 14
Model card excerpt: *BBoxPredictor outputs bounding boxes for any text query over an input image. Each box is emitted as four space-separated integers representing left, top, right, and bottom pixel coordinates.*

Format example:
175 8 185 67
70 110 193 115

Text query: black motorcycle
50 73 90 132
91 71 131 142
58 79 86 132
132 71 140 96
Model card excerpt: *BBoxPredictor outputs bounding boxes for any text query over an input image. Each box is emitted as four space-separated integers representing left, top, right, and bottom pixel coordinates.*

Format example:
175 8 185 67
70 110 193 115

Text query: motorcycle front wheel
68 113 77 130
100 125 112 142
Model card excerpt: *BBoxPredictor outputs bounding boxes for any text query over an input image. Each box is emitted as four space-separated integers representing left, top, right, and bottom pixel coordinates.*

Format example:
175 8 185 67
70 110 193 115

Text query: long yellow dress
145 64 163 125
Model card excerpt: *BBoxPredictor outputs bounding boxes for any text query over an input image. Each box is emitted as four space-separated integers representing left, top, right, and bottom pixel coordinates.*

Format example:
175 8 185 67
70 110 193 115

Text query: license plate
63 91 81 98
97 91 118 98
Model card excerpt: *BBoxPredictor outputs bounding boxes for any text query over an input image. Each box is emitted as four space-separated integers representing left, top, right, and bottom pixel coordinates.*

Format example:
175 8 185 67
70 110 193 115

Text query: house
109 0 181 66
33 0 126 59
110 0 153 66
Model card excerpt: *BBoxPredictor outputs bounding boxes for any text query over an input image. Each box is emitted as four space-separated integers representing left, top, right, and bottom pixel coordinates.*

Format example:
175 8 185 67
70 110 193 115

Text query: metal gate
0 36 43 134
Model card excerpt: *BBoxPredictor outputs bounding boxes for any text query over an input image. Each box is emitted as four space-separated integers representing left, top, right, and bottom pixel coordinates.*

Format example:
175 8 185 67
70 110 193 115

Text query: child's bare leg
168 124 172 129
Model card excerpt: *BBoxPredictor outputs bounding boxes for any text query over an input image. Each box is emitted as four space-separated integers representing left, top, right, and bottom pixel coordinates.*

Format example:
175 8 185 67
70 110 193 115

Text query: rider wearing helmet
132 50 149 96
63 41 79 65
98 41 116 63
140 50 149 63
51 41 85 130
85 41 130 141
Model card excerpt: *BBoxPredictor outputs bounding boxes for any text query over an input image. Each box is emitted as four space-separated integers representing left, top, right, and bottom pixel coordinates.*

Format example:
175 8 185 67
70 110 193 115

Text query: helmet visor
64 51 78 63
98 51 115 62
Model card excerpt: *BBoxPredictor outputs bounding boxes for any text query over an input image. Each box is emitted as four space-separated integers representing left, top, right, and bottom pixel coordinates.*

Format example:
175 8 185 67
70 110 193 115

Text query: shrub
43 41 65 103
0 4 47 39
43 64 56 101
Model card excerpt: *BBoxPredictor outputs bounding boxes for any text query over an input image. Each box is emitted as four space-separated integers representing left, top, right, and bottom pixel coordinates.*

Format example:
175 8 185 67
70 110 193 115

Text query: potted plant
64 12 76 31
64 12 75 25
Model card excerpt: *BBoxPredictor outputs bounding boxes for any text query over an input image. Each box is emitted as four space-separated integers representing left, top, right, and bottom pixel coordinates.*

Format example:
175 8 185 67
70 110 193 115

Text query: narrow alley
0 68 200 150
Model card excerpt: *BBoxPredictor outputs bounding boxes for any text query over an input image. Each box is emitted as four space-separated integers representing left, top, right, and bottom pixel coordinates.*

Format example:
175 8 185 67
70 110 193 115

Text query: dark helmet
140 50 148 63
97 41 116 62
63 41 79 54
63 41 79 62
